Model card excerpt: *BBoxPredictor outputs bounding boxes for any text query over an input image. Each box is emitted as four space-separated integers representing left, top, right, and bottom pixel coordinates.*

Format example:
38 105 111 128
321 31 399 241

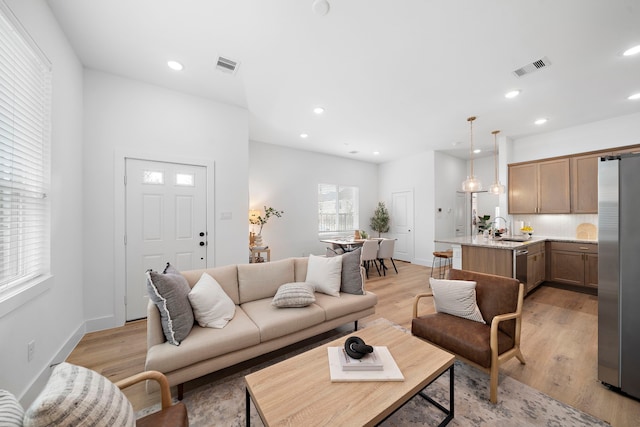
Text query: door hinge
124 175 127 185
124 235 127 245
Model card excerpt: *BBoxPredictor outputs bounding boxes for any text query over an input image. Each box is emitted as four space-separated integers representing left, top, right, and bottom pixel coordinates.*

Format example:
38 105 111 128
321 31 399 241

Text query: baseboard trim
20 322 86 407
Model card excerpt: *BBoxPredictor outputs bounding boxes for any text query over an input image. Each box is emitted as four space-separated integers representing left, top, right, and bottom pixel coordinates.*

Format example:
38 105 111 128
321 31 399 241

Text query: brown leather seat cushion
137 402 189 427
412 313 514 368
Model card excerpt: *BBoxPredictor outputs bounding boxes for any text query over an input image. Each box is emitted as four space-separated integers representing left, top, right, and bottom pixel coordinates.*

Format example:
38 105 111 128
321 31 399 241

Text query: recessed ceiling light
505 90 521 99
313 107 325 114
623 45 640 56
167 60 183 71
473 149 481 154
534 118 548 125
300 133 308 138
373 151 380 155
629 93 640 100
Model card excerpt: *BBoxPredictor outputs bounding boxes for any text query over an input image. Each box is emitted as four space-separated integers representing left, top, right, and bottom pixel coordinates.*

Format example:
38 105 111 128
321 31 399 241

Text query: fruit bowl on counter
520 226 533 239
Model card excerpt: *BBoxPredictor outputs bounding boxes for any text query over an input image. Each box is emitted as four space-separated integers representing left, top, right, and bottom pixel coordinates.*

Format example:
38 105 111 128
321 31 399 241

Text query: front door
125 158 208 321
390 190 414 262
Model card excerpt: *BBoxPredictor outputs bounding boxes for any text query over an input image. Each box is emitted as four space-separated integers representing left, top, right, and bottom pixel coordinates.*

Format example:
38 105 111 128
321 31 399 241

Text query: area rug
137 319 609 426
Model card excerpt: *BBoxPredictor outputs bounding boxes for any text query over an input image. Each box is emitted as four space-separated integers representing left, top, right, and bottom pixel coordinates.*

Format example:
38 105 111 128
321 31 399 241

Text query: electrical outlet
27 340 35 362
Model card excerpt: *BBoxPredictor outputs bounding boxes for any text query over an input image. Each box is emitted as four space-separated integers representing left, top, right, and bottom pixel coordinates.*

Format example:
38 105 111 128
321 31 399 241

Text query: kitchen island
435 235 597 294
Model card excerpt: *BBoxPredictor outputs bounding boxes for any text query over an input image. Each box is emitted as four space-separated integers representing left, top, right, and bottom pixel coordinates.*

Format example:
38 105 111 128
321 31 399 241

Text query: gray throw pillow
146 262 194 345
272 282 316 308
328 247 365 295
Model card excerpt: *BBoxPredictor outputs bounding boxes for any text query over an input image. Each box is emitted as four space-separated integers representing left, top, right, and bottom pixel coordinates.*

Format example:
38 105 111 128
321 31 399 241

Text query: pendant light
488 130 505 195
461 116 482 192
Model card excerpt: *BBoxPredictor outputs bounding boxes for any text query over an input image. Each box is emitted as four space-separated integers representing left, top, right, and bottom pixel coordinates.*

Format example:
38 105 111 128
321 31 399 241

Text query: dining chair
377 238 398 275
360 239 380 278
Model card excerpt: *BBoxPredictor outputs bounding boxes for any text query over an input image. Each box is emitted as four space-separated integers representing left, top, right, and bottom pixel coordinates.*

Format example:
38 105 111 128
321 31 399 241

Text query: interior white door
390 190 414 262
455 192 469 236
125 159 207 321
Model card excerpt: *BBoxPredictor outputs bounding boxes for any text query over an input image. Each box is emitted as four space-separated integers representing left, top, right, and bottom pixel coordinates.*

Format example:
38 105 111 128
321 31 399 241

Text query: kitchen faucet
491 216 509 236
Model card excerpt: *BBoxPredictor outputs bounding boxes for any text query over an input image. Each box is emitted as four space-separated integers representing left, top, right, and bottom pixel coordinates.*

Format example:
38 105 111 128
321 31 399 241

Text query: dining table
320 238 366 252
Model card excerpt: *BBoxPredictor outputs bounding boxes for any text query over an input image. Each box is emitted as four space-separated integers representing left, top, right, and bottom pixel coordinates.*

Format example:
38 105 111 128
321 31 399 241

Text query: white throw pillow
429 278 485 324
23 363 135 427
188 273 236 328
305 254 343 297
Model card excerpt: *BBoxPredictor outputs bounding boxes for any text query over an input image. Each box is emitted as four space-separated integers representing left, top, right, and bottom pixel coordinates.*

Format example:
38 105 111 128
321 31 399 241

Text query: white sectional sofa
145 255 377 397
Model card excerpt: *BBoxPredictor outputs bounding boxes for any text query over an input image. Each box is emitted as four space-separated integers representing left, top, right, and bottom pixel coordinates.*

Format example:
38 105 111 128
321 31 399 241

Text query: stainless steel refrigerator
598 153 640 399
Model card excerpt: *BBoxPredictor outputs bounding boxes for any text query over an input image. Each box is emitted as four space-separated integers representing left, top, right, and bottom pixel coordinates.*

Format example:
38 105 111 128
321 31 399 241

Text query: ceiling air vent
513 56 551 77
216 56 239 74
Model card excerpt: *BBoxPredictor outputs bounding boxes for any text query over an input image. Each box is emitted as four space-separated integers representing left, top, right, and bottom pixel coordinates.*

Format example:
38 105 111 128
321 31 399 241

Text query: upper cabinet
509 144 640 215
509 158 570 214
571 154 599 214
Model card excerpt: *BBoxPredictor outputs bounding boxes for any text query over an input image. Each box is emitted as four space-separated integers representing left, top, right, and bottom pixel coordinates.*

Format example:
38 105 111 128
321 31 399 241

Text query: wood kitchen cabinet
461 246 513 278
571 154 599 214
509 158 570 214
525 242 545 293
548 242 598 289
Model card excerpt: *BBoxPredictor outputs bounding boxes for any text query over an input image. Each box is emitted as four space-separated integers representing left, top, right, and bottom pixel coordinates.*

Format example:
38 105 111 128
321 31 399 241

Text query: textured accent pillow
0 390 24 427
429 278 485 324
272 282 316 307
188 273 236 328
23 363 135 427
340 248 365 295
305 254 342 297
146 262 194 345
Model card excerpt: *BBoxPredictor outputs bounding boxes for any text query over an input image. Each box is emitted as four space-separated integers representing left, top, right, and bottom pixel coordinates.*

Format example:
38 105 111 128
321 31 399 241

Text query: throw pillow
146 262 194 345
339 248 365 295
23 363 135 427
305 254 342 297
272 282 316 308
188 273 236 328
429 278 485 324
0 390 24 427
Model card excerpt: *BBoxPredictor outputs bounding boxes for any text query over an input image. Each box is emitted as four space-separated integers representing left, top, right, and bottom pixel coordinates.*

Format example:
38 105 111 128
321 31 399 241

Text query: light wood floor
67 262 640 426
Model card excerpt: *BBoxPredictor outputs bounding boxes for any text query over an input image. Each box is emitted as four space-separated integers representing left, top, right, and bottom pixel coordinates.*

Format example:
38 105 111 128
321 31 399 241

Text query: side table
249 247 270 263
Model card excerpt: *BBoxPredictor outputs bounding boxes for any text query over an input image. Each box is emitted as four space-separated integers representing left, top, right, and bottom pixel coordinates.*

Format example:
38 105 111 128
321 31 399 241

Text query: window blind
0 3 51 294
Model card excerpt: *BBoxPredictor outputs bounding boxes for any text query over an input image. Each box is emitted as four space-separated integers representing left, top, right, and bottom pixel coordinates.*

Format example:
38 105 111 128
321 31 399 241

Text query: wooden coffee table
245 322 455 426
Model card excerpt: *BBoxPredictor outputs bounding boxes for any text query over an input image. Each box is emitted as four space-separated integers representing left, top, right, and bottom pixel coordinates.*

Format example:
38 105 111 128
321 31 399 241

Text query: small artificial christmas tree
370 202 390 237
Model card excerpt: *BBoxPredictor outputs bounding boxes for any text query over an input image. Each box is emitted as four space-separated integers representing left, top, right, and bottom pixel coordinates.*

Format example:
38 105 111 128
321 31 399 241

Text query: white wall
510 112 640 163
378 151 435 266
0 0 85 404
83 70 249 329
433 152 467 250
249 141 378 258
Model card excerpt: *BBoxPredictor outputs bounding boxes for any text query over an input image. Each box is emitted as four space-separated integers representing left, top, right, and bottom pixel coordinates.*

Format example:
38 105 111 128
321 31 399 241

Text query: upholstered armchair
411 269 526 403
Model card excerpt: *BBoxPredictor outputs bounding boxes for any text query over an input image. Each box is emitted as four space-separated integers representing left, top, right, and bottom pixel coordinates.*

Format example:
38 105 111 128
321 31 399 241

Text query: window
318 183 359 233
0 3 52 297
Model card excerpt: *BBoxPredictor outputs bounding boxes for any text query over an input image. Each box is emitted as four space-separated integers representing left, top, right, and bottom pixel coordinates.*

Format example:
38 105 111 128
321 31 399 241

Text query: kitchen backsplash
511 214 599 240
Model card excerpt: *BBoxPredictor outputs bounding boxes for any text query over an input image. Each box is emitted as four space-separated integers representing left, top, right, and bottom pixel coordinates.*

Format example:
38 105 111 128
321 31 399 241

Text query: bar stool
431 249 453 279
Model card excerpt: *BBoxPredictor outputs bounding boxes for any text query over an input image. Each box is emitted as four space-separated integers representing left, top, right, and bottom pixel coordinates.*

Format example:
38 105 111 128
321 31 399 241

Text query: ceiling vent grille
216 56 239 74
513 56 551 77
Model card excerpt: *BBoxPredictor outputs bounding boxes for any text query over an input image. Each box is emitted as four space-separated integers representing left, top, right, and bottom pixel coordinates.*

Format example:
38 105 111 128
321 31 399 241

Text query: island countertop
434 235 597 250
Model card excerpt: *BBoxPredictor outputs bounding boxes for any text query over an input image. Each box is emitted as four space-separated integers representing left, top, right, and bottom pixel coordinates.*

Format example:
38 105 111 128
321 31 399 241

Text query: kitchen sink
497 236 531 242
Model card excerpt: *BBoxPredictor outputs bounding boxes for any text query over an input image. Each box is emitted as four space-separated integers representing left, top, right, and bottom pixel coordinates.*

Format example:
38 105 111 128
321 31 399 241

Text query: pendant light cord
467 116 476 177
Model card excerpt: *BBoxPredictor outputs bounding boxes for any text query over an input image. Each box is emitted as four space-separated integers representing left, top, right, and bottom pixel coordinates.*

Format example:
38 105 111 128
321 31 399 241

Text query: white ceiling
46 0 640 163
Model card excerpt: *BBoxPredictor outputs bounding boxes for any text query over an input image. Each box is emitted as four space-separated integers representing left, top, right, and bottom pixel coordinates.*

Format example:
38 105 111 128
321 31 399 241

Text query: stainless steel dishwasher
514 248 528 284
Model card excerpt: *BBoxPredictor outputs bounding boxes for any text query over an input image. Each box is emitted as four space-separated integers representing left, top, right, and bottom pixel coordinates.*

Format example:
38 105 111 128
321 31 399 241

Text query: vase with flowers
249 206 284 248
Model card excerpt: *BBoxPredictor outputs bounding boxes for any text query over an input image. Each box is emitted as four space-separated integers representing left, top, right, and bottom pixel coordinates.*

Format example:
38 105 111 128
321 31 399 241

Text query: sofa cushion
238 258 295 303
146 308 260 373
327 247 365 295
272 282 316 308
23 363 135 427
242 299 326 342
306 254 342 297
292 257 309 282
0 389 24 427
412 313 514 368
188 273 236 328
429 278 485 324
181 264 240 304
313 291 378 320
146 263 194 345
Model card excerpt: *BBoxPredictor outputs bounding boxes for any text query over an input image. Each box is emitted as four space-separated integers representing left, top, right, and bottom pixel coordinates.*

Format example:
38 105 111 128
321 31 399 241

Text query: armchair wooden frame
412 282 526 403
115 370 188 426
